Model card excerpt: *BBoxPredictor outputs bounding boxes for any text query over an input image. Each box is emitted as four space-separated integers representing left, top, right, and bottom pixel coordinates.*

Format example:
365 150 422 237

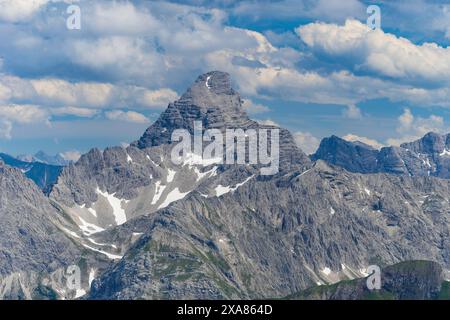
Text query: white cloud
293 131 320 155
0 120 12 139
242 99 270 114
342 134 384 149
137 88 179 109
0 104 49 139
387 108 445 146
257 119 279 126
87 2 159 36
105 110 150 123
60 150 81 162
296 19 450 83
51 107 98 118
0 0 50 22
342 104 362 119
0 75 177 110
0 104 48 124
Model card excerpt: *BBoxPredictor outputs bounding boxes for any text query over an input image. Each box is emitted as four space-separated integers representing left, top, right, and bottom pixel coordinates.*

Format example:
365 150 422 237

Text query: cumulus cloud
242 99 270 114
60 150 81 162
342 104 362 119
0 104 49 139
387 108 446 146
293 131 320 155
0 75 177 110
0 104 49 124
257 119 279 126
296 19 450 83
105 110 150 123
342 134 384 149
137 88 179 109
0 0 50 22
0 120 12 139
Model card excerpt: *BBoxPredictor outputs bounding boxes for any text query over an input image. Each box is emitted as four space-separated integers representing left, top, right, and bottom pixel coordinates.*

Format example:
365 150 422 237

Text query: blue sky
1 0 450 159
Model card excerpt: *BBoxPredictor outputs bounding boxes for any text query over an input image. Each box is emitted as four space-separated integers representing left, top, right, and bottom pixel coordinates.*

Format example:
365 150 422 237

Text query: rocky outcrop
287 261 448 300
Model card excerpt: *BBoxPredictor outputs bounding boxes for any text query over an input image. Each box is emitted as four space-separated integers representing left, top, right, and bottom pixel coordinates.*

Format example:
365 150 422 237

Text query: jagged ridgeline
0 72 448 300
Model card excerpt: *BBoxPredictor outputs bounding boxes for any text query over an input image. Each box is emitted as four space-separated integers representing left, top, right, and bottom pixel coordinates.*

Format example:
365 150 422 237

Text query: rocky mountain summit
312 133 450 178
0 71 448 300
288 261 449 300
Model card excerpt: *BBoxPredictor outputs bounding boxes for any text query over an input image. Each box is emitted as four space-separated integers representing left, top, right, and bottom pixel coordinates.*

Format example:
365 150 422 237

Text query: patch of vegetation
153 255 202 278
205 251 231 272
438 281 450 300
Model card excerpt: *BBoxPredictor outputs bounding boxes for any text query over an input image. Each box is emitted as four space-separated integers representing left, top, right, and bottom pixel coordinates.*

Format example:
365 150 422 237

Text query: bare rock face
0 161 83 299
288 261 447 300
89 161 449 299
313 133 450 178
0 153 63 194
3 71 449 300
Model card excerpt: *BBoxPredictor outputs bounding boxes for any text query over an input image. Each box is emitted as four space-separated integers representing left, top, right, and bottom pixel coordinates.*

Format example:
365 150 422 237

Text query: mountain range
17 151 71 166
0 71 448 300
0 153 63 194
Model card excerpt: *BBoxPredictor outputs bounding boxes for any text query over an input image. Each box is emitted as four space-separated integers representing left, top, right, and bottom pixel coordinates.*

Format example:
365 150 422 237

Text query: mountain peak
400 131 447 154
177 70 245 115
183 71 233 97
132 71 251 149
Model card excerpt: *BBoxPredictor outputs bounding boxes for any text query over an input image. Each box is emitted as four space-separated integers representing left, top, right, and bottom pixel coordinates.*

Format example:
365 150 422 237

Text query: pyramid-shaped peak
191 71 233 94
178 71 239 109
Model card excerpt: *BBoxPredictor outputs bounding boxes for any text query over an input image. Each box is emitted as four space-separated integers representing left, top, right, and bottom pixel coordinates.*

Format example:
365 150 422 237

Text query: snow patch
158 188 191 209
321 267 331 276
96 188 127 226
87 207 97 218
61 227 81 239
194 166 217 181
146 155 159 167
215 175 255 197
180 152 222 167
151 181 166 205
166 169 176 183
359 267 369 277
81 243 122 260
330 207 335 215
78 216 105 236
440 149 450 156
75 289 86 298
87 237 117 249
364 188 371 196
127 154 133 163
88 269 96 287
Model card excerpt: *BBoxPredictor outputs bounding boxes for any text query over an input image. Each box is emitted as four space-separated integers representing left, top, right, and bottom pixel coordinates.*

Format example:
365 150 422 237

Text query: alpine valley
0 72 448 300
